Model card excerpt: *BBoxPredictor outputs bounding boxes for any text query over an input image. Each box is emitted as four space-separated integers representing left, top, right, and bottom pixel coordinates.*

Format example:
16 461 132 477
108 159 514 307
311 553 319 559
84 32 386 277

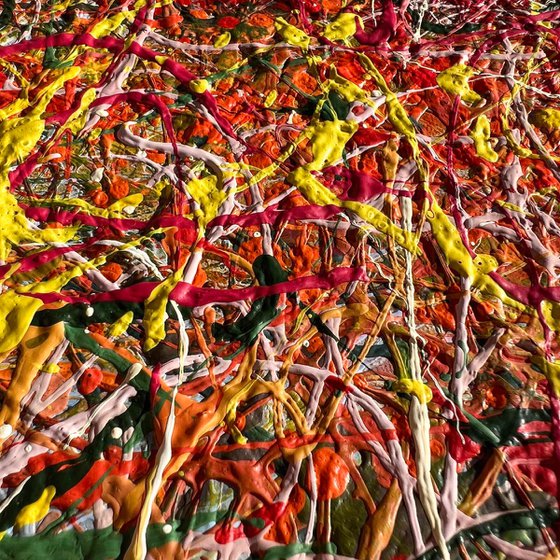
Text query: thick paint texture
0 0 559 559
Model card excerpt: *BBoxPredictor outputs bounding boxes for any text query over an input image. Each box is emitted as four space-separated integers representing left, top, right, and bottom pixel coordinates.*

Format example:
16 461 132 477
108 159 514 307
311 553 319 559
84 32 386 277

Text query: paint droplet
190 79 210 94
303 340 310 347
162 523 173 534
91 167 104 182
253 231 261 238
214 31 231 48
85 306 94 317
0 424 12 439
128 363 142 378
111 427 123 439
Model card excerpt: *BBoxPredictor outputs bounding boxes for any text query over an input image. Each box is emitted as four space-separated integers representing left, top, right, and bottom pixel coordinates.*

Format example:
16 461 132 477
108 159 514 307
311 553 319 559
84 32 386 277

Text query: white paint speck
111 427 123 439
0 424 12 439
91 168 104 182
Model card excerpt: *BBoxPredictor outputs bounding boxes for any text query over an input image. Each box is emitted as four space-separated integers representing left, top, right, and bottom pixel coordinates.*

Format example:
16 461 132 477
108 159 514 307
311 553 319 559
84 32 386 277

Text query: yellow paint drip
436 64 482 105
0 96 30 122
427 201 523 310
282 113 417 251
394 378 433 404
89 10 131 39
19 262 95 295
108 311 135 338
0 293 43 354
14 486 56 529
188 174 227 230
288 167 416 251
143 267 185 351
358 55 524 317
541 300 560 333
358 55 419 153
325 68 369 103
190 79 210 94
471 115 499 162
304 118 358 171
0 66 84 262
41 363 60 374
49 193 144 219
0 253 106 358
323 12 362 42
264 90 277 108
274 17 310 49
65 88 98 135
225 402 248 444
0 186 74 262
502 121 533 158
496 199 531 216
214 32 231 48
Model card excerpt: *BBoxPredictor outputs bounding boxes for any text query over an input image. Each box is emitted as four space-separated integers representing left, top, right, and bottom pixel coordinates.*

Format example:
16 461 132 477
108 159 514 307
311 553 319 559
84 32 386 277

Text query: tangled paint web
1 0 560 558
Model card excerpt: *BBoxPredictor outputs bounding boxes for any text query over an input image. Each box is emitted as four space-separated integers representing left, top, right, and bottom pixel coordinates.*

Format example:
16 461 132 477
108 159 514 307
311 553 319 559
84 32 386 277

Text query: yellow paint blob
304 118 358 171
274 17 310 49
214 32 231 48
108 311 135 338
187 174 227 230
89 11 131 39
66 88 98 134
42 363 60 374
15 486 56 529
394 378 433 404
50 193 144 219
325 68 369 103
436 64 482 105
0 294 43 355
323 12 362 42
190 79 210 94
0 66 84 261
143 266 185 351
471 115 499 162
264 90 277 108
427 202 523 310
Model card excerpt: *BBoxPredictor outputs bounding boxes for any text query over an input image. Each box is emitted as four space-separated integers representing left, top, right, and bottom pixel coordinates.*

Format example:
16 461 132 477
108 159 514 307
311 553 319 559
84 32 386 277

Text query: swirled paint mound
0 0 559 558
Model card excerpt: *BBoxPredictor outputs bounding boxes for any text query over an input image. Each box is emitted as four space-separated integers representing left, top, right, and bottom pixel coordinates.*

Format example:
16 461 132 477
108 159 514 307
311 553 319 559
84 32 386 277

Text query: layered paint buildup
0 0 559 558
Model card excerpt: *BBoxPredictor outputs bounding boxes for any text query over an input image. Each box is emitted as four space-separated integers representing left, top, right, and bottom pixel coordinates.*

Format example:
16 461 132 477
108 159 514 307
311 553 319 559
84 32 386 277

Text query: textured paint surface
0 0 559 559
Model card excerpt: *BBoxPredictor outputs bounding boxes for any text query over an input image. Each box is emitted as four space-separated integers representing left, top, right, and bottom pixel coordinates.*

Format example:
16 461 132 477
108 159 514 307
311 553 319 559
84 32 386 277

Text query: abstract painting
0 0 559 558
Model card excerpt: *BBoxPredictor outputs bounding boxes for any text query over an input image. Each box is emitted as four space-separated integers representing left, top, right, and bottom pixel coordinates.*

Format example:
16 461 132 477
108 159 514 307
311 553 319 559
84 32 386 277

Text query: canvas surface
0 1 558 559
